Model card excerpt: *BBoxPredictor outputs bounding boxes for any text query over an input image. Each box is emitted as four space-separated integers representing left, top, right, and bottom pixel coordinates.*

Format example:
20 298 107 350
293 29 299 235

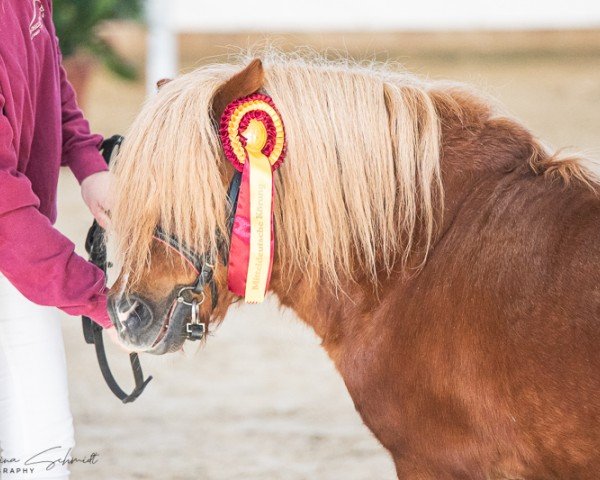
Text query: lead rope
81 135 153 403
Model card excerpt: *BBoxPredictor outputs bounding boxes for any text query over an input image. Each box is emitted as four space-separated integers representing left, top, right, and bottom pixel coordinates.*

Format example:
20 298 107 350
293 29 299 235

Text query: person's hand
81 171 111 228
105 326 135 354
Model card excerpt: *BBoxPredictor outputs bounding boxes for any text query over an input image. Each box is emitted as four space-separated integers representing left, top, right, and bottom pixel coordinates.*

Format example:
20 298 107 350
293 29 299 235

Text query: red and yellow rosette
219 93 286 303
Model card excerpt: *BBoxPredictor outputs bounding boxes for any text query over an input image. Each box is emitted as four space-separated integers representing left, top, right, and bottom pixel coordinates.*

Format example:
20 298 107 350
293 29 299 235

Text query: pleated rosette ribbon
219 93 286 303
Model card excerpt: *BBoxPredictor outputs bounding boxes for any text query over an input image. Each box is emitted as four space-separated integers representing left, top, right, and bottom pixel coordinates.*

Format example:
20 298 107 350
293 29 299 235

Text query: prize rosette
219 93 286 303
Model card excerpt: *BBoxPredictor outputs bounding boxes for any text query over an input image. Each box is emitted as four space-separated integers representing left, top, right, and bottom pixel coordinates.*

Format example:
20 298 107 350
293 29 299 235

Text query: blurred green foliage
53 0 143 79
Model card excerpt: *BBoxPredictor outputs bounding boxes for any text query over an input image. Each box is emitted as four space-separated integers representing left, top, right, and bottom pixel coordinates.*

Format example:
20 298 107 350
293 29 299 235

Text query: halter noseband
152 170 242 341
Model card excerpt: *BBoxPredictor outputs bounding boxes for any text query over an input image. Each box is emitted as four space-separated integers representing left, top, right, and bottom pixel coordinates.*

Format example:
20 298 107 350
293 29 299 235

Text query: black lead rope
81 135 152 403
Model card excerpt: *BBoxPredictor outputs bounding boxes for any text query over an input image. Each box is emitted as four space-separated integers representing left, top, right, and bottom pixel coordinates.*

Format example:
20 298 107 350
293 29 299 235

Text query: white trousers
0 275 73 480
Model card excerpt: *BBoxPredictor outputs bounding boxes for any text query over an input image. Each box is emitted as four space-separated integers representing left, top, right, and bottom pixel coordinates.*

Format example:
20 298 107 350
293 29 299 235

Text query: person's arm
0 92 112 328
56 48 112 226
58 60 108 183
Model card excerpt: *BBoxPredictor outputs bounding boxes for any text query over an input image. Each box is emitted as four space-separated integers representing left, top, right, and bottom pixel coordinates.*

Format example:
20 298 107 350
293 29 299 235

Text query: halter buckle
185 299 206 341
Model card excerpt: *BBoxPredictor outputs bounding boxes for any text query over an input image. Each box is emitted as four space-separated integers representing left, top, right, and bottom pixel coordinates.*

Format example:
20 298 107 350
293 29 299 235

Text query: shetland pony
107 52 600 479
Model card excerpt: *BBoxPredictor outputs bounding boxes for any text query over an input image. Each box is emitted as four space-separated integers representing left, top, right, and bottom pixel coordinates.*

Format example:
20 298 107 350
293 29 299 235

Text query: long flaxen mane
110 52 443 287
109 51 597 289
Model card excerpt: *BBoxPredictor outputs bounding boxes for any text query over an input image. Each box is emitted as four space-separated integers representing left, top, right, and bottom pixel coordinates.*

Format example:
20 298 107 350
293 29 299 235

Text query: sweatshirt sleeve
0 93 112 328
58 60 108 184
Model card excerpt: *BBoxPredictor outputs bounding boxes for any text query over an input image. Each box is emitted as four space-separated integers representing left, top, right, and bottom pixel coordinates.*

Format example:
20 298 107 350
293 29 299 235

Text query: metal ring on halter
177 286 205 306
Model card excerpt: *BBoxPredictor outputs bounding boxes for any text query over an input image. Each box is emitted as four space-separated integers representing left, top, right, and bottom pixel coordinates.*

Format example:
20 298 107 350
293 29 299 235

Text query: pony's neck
269 266 386 357
266 88 546 352
269 276 338 353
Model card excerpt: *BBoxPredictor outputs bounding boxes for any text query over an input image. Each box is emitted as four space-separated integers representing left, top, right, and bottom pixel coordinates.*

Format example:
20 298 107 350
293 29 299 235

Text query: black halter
152 170 241 341
82 135 242 403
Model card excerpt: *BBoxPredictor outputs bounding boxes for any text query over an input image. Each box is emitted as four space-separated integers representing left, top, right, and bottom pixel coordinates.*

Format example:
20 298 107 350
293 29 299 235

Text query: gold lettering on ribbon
242 119 273 303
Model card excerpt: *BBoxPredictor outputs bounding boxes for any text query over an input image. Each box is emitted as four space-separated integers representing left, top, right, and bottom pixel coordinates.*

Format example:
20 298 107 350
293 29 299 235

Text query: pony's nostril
132 302 152 328
118 296 153 330
125 313 141 330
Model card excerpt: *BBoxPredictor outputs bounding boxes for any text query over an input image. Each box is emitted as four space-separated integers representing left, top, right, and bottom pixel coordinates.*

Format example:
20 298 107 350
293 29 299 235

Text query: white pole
146 0 178 95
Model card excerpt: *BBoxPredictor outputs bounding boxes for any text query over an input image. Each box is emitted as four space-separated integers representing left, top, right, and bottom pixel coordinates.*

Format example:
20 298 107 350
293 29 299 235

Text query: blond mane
110 52 443 287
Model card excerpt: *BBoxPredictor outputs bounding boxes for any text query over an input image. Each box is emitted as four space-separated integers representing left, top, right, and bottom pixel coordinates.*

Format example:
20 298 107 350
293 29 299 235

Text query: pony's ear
156 78 172 91
212 59 264 122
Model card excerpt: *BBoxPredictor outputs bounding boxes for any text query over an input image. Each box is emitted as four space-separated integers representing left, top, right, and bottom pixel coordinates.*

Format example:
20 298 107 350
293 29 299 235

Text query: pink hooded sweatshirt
0 0 112 328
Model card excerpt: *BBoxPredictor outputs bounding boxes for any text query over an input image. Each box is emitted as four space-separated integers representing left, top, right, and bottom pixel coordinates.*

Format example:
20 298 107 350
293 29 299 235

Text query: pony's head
107 59 266 353
107 52 443 354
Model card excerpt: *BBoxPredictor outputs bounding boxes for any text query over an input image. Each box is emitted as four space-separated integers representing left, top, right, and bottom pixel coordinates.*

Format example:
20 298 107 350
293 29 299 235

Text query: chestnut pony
107 53 600 479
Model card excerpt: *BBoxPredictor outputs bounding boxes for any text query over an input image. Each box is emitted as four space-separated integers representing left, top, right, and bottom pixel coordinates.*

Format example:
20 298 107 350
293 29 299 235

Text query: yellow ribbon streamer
242 119 273 303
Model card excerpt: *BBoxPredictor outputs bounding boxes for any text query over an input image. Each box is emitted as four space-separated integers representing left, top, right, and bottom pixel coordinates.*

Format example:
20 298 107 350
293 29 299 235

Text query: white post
146 0 178 95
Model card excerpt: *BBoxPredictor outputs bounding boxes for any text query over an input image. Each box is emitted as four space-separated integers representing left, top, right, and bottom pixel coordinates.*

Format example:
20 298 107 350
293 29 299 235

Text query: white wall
146 0 600 93
170 0 600 31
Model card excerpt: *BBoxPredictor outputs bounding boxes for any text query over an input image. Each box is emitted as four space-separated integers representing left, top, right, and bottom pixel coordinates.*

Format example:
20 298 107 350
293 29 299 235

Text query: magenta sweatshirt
0 0 112 328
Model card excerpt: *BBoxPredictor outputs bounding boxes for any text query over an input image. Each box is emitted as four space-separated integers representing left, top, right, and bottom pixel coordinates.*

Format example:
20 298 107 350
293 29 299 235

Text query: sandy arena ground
52 31 600 479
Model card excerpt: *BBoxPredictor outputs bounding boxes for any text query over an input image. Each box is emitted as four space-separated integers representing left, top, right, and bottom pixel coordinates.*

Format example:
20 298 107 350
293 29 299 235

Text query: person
0 0 120 478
